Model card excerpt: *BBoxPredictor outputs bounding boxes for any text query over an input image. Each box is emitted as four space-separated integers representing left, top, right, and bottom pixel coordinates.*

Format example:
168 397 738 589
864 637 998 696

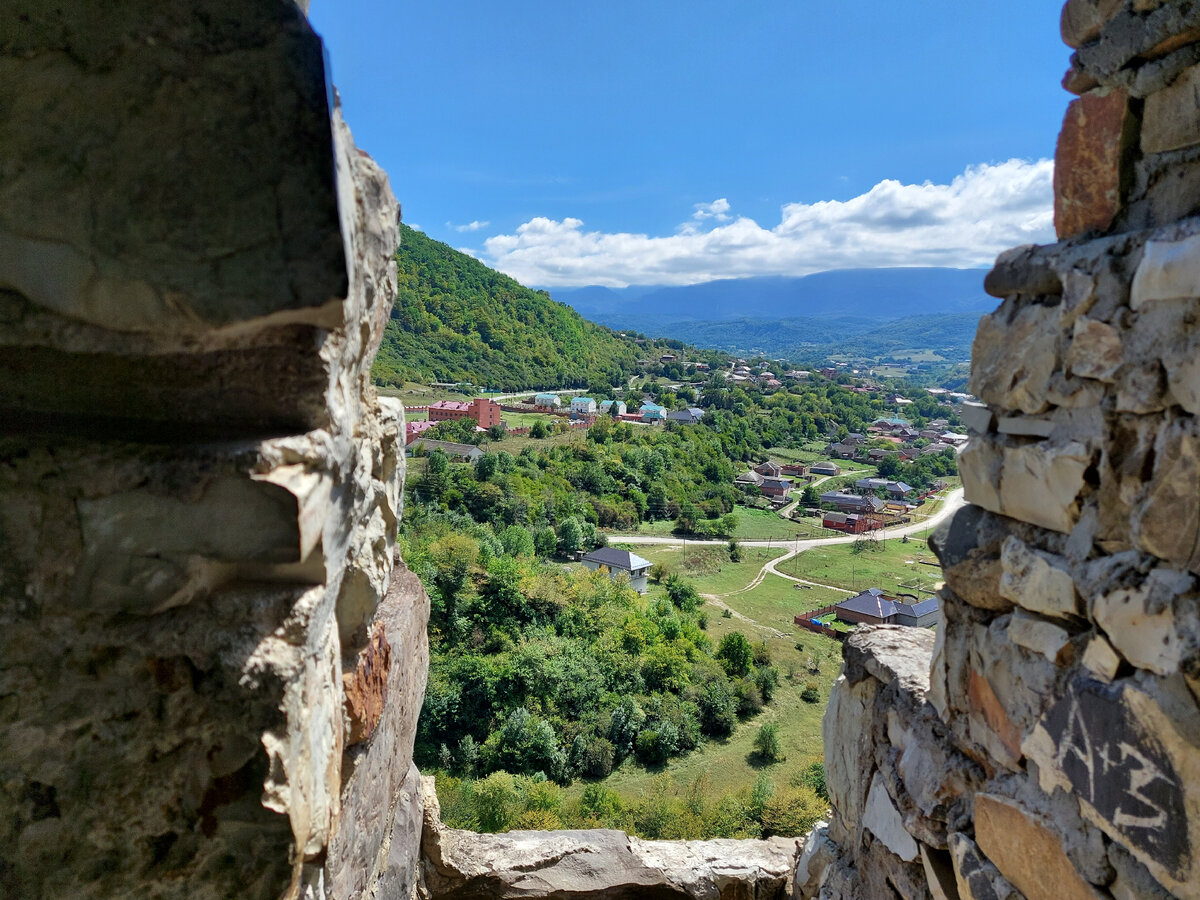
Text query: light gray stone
1007 610 1074 665
999 536 1081 619
862 773 919 862
793 821 835 899
960 402 995 435
1132 234 1200 308
971 301 1060 415
1142 62 1200 153
1093 567 1196 675
1065 317 1123 382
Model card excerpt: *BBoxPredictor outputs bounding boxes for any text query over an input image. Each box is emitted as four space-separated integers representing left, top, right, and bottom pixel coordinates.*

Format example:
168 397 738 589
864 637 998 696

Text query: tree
753 723 782 762
557 516 583 554
533 526 557 558
530 419 549 438
876 454 901 478
717 632 753 678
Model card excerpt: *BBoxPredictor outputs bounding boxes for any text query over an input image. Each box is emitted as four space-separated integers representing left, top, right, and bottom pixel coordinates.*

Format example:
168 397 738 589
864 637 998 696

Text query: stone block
973 794 1103 900
1065 317 1123 381
1132 233 1200 307
999 536 1081 619
1008 609 1074 665
960 401 994 435
792 821 835 899
932 505 1013 612
1024 674 1200 899
948 832 1021 900
1081 634 1122 682
1132 419 1200 569
1144 63 1200 153
970 301 1060 414
1092 567 1196 675
983 244 1063 299
1054 90 1133 239
1061 0 1126 49
862 772 920 862
967 669 1024 767
963 437 1092 535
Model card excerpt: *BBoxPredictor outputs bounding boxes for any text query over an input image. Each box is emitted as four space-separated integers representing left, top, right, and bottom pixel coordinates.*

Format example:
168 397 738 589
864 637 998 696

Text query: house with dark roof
667 407 705 425
735 469 765 487
809 461 842 477
834 588 940 628
820 491 885 514
853 478 916 500
753 461 783 478
581 547 652 593
759 477 792 500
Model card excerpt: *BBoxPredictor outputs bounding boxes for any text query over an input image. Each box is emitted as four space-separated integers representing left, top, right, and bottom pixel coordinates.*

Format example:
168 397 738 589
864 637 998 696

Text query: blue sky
310 2 1068 287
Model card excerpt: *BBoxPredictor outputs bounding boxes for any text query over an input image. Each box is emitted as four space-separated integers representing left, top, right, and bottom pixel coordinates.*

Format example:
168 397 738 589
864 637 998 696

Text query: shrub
579 783 622 821
801 681 821 703
753 722 782 762
793 759 828 801
753 665 779 703
722 608 733 619
734 677 763 716
717 632 753 677
473 771 519 832
760 783 827 837
698 679 738 737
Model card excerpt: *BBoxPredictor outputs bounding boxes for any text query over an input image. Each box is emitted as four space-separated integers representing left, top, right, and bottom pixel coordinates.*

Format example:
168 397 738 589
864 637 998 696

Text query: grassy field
501 410 555 429
779 538 942 596
614 544 787 595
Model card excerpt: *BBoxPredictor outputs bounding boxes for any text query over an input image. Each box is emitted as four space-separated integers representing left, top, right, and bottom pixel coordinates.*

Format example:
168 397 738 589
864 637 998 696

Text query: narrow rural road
609 487 966 635
610 487 966 552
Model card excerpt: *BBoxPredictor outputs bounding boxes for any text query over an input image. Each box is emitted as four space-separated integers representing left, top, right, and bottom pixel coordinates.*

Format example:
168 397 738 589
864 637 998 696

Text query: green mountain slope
373 226 643 391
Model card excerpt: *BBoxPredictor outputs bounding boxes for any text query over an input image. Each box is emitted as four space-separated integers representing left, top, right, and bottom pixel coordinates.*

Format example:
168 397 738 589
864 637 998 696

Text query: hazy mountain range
548 268 995 359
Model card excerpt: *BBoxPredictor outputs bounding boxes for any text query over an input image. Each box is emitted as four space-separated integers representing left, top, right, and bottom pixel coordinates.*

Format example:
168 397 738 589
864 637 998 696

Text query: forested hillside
373 226 645 391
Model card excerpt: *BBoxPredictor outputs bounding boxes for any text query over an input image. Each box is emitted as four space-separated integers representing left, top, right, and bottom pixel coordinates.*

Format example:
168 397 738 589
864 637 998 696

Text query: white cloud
481 159 1054 287
449 219 490 232
692 198 731 221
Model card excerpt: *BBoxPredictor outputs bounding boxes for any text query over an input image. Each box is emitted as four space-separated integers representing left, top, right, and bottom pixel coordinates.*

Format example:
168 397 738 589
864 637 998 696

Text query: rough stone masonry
0 3 430 898
797 2 1200 898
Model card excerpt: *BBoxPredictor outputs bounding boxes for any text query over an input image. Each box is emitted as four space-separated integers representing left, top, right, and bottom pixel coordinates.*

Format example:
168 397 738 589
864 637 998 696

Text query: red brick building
427 398 502 429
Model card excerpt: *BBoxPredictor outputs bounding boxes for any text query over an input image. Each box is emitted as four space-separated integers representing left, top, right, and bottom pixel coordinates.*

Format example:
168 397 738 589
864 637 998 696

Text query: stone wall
800 3 1200 898
0 3 429 898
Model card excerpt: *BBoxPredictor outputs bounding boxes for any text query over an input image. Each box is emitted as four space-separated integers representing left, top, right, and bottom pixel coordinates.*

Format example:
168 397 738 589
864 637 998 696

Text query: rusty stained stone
967 669 1024 762
974 794 1104 900
1054 89 1134 239
343 623 392 746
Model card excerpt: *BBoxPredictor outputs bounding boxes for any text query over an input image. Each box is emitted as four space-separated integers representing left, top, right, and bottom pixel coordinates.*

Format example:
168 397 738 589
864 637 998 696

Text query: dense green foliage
404 512 780 785
373 225 647 390
433 767 827 839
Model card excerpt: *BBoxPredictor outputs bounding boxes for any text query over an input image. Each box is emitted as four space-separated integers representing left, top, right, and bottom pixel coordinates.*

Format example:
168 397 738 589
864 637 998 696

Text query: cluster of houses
827 416 968 463
723 361 810 388
735 459 812 504
531 393 704 427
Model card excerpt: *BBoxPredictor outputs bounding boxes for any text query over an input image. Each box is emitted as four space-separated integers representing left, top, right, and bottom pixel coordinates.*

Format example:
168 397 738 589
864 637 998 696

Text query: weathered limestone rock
861 773 919 862
970 301 1060 414
420 779 797 899
1054 89 1133 239
998 536 1081 619
0 3 426 899
810 8 1200 900
792 822 835 898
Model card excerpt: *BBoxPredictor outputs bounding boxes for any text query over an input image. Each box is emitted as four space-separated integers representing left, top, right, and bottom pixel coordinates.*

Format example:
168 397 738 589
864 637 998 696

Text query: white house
570 397 597 416
581 547 652 593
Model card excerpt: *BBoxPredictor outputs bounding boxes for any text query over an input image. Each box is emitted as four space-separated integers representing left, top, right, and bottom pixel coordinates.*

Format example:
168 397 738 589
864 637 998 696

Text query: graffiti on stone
1042 678 1188 877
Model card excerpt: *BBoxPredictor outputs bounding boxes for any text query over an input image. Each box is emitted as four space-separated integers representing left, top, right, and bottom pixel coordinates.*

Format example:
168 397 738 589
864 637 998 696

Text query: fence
794 604 845 641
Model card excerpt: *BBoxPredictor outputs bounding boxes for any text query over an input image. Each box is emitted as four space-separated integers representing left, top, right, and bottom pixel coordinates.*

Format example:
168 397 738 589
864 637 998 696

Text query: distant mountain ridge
549 268 993 327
